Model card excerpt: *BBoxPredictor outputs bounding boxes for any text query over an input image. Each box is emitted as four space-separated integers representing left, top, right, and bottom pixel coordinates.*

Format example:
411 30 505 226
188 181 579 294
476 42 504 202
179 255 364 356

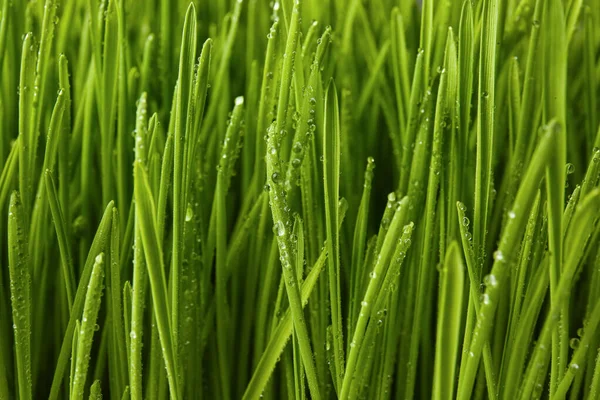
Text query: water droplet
264 184 271 192
369 271 377 279
484 274 498 287
292 158 301 168
570 338 580 349
493 250 504 262
387 192 397 202
508 210 516 219
462 216 470 226
293 142 303 153
481 293 490 305
271 172 280 184
130 331 137 339
185 205 194 222
95 253 104 264
273 221 285 237
566 163 575 174
361 301 368 307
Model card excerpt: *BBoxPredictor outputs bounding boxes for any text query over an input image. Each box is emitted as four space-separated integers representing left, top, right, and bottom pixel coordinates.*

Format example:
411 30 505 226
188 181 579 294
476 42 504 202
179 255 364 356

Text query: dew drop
570 338 580 350
273 221 285 237
484 274 498 287
493 250 504 262
185 204 194 222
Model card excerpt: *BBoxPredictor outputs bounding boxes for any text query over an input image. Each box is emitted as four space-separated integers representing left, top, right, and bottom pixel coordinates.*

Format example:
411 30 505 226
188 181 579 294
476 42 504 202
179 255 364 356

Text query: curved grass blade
341 197 410 399
433 241 464 400
134 163 179 400
49 201 114 400
71 253 105 400
172 4 197 359
457 122 560 398
265 86 322 399
45 171 76 310
243 250 328 400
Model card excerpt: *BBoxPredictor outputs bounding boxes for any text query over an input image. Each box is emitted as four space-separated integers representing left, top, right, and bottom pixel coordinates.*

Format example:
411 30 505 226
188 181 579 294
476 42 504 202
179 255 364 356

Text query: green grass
1 0 600 399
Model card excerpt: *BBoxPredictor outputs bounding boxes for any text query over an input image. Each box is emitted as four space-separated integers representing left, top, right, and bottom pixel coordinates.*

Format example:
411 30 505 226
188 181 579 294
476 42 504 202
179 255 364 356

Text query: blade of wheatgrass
71 252 105 400
501 255 550 399
45 171 76 310
0 139 19 210
31 0 58 143
473 0 499 267
341 197 410 399
518 189 600 399
323 79 345 391
57 54 72 243
249 20 279 200
583 7 597 151
130 94 149 400
554 292 600 398
390 8 411 135
198 0 244 144
349 158 375 337
109 207 127 396
284 27 331 198
18 32 36 213
122 282 132 361
70 320 80 398
49 201 114 400
350 220 415 400
172 4 197 361
134 163 179 400
265 95 322 400
456 122 559 397
404 28 459 400
214 97 245 400
243 249 328 400
99 0 119 207
433 241 464 400
543 0 568 394
115 0 131 230
8 191 32 400
89 380 102 400
457 0 473 205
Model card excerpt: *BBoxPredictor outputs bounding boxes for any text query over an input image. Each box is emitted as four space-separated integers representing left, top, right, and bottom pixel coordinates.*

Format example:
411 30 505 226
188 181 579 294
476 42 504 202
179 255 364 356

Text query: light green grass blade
323 79 345 392
8 191 32 400
134 163 179 400
71 253 105 400
433 241 464 400
49 202 114 400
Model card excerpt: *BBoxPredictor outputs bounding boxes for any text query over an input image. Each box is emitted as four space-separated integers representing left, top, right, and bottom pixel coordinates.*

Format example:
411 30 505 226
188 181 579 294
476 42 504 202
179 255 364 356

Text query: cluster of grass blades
1 0 600 398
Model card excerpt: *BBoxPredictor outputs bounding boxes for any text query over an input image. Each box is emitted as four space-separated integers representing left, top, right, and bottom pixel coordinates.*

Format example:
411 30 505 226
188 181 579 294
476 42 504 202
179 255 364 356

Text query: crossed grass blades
1 0 600 398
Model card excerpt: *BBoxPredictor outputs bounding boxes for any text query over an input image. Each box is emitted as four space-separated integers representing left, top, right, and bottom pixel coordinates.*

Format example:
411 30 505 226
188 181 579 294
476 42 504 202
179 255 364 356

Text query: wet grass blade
8 192 32 400
71 253 105 400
